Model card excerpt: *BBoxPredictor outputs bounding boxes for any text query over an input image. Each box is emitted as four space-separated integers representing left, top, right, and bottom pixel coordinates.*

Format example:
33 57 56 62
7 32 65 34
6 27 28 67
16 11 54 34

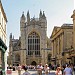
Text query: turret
39 10 42 19
10 33 12 39
20 12 26 25
42 11 46 19
27 10 30 25
20 12 26 40
13 35 14 39
40 11 47 30
9 33 12 49
20 12 26 31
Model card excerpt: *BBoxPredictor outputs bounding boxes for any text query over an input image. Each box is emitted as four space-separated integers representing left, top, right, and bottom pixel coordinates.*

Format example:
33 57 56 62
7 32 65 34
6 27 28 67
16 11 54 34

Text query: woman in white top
55 67 62 75
37 63 43 75
7 67 12 75
44 64 49 75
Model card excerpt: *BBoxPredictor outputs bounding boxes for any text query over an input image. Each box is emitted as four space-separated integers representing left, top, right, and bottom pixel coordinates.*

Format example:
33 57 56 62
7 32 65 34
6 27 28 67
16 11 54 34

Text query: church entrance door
31 61 37 66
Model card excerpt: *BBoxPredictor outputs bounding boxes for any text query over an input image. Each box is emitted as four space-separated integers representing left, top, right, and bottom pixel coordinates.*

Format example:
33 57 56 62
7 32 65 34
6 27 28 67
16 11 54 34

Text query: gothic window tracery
28 32 40 56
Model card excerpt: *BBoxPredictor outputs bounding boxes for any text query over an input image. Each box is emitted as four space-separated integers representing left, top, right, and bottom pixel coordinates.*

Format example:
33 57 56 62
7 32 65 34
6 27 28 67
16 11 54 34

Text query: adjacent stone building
70 10 75 64
50 24 73 66
8 11 51 66
0 0 7 74
50 10 75 66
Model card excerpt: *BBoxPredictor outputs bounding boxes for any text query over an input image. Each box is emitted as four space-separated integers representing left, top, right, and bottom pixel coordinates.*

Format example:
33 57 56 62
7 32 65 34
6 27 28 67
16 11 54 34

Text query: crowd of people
55 63 75 75
6 63 75 75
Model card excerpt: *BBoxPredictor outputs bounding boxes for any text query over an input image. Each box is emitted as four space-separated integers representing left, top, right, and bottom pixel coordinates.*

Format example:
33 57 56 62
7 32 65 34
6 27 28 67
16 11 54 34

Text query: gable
50 26 60 38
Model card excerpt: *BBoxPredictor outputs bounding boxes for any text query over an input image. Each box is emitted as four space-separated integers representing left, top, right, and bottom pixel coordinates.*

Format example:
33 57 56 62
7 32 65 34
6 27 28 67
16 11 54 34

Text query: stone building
0 0 7 74
50 24 73 66
70 10 75 64
8 11 51 66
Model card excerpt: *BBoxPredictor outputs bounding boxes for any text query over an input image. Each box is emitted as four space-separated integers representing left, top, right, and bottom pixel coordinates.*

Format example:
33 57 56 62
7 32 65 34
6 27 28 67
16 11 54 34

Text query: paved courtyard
11 70 56 75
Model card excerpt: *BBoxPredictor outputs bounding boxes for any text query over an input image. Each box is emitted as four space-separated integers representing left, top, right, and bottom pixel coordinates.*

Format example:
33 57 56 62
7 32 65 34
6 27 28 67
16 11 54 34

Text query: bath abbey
8 11 51 66
8 10 75 67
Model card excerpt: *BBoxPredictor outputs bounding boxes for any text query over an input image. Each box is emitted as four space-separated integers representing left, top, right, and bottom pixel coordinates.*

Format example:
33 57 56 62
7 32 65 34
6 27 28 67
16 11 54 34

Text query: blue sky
1 0 74 47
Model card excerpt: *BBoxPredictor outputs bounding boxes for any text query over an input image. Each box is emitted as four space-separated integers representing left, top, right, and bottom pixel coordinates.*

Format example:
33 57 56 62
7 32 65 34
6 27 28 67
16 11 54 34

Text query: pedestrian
70 63 74 75
63 64 73 75
7 67 12 75
37 63 43 75
73 65 75 74
17 64 22 75
44 64 50 75
62 64 66 75
22 66 31 75
55 67 62 75
13 65 15 71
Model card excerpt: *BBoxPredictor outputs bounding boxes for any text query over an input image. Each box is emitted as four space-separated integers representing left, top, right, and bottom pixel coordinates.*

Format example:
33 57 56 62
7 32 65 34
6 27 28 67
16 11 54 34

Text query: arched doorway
31 61 37 66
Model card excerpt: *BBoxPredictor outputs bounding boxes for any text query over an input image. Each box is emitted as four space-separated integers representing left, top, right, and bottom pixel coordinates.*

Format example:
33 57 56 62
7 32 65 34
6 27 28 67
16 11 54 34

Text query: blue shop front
0 38 7 75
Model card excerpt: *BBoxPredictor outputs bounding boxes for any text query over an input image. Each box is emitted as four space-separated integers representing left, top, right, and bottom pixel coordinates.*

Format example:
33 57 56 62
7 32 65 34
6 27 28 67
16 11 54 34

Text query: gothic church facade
8 11 51 66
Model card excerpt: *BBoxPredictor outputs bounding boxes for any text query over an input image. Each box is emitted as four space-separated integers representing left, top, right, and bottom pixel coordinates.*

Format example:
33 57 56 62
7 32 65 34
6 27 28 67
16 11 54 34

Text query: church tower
20 12 26 64
39 11 47 64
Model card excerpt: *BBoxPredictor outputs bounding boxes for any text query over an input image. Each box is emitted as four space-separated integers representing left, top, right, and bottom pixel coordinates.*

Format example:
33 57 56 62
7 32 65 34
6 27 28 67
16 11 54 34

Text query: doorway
31 61 37 66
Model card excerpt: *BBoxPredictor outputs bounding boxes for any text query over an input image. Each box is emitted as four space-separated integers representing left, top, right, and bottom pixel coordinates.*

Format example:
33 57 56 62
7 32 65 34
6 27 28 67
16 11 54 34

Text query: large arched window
28 32 40 56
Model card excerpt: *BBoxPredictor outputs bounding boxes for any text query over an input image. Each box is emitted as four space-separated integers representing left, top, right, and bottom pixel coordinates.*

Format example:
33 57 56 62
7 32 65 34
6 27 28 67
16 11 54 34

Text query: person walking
7 67 12 75
17 64 22 75
63 64 73 75
37 63 43 75
73 65 75 75
55 67 62 75
22 66 31 75
44 64 50 75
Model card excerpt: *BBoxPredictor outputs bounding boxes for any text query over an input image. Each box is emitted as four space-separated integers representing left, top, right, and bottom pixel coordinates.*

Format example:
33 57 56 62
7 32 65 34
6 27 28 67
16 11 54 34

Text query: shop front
0 38 7 75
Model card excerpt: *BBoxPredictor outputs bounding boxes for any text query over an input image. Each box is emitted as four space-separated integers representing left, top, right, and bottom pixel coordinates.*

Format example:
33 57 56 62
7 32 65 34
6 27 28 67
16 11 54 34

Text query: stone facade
70 10 75 64
8 11 51 66
50 24 73 66
0 0 7 74
0 0 7 44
